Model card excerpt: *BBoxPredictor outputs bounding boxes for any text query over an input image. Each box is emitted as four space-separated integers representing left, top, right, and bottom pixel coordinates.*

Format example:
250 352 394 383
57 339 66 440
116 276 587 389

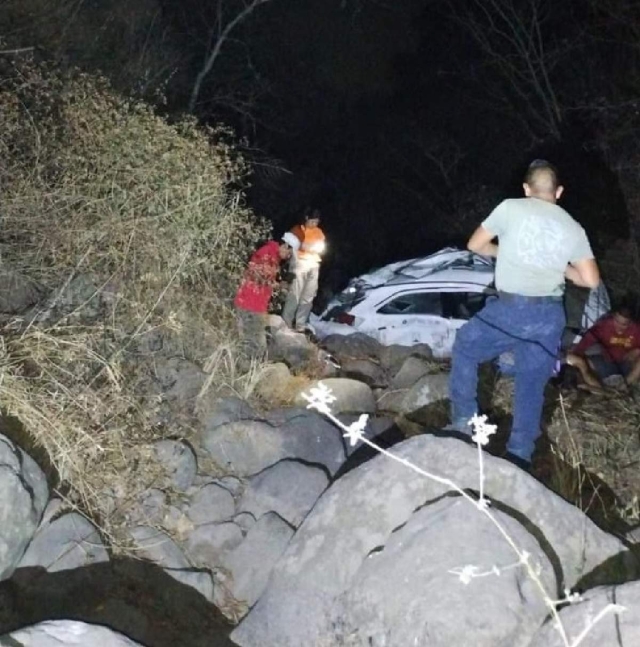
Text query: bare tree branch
188 0 273 113
0 46 35 55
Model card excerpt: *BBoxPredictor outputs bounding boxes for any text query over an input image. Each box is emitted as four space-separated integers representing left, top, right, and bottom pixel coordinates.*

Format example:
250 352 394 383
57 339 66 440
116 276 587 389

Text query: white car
311 247 610 359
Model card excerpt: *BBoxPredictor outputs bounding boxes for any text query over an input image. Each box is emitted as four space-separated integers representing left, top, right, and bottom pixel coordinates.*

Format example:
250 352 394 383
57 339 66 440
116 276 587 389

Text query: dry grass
544 388 640 527
0 59 271 542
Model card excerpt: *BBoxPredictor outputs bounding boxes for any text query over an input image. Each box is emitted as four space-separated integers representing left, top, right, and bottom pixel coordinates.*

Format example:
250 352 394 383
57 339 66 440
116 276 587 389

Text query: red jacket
234 241 281 313
574 316 640 363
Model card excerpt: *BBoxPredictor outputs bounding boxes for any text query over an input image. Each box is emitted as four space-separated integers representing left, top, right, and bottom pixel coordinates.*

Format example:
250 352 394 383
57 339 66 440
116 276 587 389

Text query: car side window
441 292 489 320
378 292 442 315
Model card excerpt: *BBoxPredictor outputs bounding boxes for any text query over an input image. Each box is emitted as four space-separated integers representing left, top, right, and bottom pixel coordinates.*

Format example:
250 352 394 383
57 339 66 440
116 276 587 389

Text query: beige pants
282 262 319 331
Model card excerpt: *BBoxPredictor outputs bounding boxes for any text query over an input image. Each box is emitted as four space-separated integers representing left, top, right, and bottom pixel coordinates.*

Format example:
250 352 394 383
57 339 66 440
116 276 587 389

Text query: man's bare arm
467 225 498 257
566 258 600 289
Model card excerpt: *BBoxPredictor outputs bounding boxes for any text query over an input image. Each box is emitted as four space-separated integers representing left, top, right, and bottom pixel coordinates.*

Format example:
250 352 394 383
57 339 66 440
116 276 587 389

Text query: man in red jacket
234 233 299 358
566 304 640 391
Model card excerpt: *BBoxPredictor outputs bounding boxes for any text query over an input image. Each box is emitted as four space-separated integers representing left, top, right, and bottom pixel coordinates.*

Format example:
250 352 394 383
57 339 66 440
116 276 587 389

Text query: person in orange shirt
282 208 326 332
566 304 640 391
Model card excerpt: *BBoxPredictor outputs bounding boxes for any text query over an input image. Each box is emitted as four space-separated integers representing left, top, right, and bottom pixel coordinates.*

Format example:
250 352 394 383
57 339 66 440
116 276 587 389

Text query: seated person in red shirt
566 304 640 391
234 233 299 359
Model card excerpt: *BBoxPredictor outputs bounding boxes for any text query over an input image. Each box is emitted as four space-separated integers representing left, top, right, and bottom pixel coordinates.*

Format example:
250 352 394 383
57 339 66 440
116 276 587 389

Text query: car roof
353 247 494 290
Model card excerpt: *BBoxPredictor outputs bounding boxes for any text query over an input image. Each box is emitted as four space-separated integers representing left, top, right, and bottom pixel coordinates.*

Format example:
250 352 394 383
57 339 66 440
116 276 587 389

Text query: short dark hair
305 208 321 222
612 302 634 320
524 159 560 192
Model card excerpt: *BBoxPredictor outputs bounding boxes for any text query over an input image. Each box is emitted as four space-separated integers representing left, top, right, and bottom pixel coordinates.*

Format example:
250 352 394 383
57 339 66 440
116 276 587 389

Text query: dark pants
449 295 565 462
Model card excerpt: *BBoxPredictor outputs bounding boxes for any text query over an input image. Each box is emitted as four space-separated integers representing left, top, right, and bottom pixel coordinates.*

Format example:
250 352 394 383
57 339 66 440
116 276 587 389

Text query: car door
441 290 495 354
372 291 451 356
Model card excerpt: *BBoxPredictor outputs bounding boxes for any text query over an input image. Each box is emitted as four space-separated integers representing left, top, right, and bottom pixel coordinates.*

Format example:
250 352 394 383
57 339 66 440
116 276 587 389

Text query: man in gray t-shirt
448 160 600 468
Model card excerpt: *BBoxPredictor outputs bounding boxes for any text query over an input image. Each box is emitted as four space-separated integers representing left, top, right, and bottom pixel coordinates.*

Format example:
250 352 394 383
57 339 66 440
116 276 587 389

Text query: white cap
282 231 300 252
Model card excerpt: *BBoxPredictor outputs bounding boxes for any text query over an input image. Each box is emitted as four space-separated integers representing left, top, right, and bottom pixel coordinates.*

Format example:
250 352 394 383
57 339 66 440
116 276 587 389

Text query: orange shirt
291 224 326 264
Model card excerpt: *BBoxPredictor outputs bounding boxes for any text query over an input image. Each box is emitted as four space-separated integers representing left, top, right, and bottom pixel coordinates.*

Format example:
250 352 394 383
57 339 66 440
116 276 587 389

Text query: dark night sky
2 0 637 285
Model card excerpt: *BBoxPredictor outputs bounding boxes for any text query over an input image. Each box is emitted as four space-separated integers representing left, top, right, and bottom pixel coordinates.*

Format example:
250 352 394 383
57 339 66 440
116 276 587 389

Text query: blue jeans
449 295 565 462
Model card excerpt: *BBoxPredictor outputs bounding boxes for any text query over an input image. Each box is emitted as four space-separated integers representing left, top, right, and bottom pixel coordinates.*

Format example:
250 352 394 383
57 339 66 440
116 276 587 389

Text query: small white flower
469 413 497 446
344 413 369 447
301 382 337 416
476 497 491 510
449 565 478 585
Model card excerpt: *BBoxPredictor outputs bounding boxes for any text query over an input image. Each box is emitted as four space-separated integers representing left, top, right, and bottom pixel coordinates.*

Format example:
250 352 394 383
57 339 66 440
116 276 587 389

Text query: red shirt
574 316 640 363
234 241 281 313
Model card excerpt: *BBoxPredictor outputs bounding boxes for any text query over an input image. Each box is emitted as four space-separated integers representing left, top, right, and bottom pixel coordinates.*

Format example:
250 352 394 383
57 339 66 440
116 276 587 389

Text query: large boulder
232 435 637 647
200 410 346 477
528 580 640 646
18 512 108 572
0 620 143 646
332 498 554 647
238 460 329 527
0 434 49 580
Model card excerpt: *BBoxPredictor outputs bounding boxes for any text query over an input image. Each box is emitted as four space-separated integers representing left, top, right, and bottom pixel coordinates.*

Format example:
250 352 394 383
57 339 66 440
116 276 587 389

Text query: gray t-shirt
482 197 594 297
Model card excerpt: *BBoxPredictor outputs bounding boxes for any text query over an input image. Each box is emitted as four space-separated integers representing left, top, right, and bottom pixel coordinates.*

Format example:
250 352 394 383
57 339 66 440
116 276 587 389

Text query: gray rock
201 411 346 477
294 378 376 414
232 435 637 647
215 512 294 614
183 522 244 569
399 371 449 416
0 435 49 580
0 620 143 646
340 358 386 388
128 526 214 602
153 440 197 492
38 498 65 528
186 483 235 526
389 355 433 390
320 333 383 362
213 475 244 497
154 357 206 405
234 512 257 535
126 488 166 526
379 343 433 373
0 269 40 314
253 363 292 402
198 396 256 433
528 580 640 646
265 314 287 334
18 512 108 572
268 329 315 368
375 389 408 415
238 460 328 527
332 498 554 647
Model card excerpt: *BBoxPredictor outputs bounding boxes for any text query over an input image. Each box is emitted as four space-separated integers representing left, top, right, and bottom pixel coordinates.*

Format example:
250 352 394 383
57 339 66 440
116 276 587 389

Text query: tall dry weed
0 58 269 538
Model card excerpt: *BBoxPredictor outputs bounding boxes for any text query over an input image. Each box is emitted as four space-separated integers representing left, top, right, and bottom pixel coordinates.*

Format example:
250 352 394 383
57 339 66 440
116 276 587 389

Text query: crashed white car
311 247 610 359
